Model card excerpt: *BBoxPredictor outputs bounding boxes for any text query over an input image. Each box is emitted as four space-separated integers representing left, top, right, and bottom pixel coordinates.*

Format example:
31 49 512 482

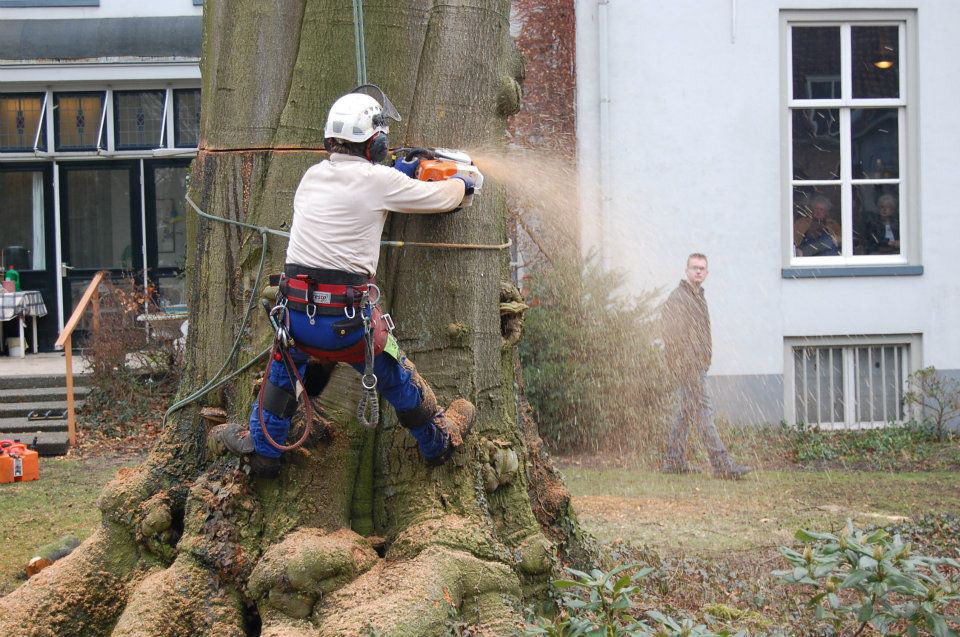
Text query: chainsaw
389 147 485 207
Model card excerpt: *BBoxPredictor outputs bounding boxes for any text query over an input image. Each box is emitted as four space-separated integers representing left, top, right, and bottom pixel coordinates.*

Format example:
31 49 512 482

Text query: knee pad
261 378 299 419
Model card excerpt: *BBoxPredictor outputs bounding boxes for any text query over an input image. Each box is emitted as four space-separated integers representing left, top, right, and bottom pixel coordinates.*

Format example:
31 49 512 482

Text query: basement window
785 335 920 429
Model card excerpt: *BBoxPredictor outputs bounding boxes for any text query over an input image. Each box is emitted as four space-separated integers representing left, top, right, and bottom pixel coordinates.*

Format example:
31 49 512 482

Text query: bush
80 276 181 436
518 254 669 454
775 520 960 636
522 564 744 637
905 367 960 442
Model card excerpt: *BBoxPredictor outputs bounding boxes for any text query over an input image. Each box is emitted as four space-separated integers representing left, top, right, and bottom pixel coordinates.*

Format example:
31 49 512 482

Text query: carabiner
344 304 356 320
306 303 317 325
366 283 382 305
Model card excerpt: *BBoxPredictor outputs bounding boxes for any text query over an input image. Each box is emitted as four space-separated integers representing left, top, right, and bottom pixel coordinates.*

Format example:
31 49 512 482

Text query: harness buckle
382 313 395 332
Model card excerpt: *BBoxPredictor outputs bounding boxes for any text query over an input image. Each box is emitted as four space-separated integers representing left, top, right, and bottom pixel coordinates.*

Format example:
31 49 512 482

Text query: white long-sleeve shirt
285 153 465 276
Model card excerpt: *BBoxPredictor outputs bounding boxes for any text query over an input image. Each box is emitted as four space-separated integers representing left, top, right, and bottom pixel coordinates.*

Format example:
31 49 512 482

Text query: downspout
597 0 611 268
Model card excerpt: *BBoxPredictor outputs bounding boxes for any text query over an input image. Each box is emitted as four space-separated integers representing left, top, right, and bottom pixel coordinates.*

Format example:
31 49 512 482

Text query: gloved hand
452 175 475 195
393 156 420 178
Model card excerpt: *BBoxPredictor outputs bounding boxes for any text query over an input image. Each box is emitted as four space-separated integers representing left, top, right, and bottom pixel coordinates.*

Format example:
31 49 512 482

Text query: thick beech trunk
0 2 594 635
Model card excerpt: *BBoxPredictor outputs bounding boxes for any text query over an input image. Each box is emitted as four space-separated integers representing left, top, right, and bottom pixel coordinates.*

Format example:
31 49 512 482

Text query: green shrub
522 564 745 636
905 367 960 442
775 520 960 636
518 254 669 454
787 420 951 466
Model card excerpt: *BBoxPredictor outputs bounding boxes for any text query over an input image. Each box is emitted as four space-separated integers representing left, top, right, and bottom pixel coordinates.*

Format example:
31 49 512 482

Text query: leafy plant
522 564 745 636
786 419 957 469
905 367 960 442
518 253 669 453
775 520 960 636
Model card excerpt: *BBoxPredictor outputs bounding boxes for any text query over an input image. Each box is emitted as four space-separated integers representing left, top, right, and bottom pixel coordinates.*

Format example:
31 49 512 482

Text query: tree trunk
0 2 594 635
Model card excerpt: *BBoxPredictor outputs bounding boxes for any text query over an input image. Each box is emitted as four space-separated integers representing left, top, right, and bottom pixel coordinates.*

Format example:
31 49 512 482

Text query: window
173 89 201 148
54 92 106 151
113 90 165 150
0 170 46 270
785 335 920 429
786 16 912 266
0 94 47 152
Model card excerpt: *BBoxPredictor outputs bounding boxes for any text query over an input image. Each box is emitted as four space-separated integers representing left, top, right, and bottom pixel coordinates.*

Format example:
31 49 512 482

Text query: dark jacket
660 280 712 378
863 214 900 255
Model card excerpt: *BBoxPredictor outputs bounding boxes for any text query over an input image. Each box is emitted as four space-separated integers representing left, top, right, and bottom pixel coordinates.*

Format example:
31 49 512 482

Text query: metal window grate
793 343 908 429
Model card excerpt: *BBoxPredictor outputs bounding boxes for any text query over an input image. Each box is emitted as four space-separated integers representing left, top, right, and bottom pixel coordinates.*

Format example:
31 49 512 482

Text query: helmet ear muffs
366 132 388 163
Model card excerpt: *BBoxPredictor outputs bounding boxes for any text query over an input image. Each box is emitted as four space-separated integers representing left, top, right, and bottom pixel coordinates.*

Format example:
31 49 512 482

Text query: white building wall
577 0 960 422
0 0 202 20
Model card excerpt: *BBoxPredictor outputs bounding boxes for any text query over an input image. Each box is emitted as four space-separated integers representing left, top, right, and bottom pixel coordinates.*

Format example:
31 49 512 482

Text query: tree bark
0 2 594 634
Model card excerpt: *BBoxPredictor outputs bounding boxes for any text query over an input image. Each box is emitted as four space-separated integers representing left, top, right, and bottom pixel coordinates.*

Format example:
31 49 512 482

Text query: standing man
660 253 751 479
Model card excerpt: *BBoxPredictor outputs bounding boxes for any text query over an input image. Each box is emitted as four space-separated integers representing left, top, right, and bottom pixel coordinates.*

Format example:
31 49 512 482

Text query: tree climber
209 86 477 477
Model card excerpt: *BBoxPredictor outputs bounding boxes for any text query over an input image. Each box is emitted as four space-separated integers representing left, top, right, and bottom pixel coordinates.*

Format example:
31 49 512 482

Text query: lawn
563 465 960 554
0 455 142 596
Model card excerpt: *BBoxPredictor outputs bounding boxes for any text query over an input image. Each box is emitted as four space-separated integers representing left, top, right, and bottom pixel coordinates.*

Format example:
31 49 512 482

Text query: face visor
350 84 401 130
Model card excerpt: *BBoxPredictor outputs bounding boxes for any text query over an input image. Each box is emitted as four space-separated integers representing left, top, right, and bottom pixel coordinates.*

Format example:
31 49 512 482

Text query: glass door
0 163 56 351
144 159 190 309
58 161 142 333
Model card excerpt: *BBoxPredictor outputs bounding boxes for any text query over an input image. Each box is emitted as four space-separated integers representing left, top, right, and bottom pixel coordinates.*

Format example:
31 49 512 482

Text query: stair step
0 400 84 419
0 430 69 456
0 386 91 403
0 417 68 435
0 375 92 390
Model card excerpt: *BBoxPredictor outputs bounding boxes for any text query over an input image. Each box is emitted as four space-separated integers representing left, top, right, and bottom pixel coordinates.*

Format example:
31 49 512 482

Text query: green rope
162 197 274 426
352 0 367 85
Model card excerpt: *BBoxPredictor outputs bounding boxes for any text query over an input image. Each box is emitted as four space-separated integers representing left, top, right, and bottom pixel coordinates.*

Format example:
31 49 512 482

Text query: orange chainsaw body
417 159 458 182
0 441 39 483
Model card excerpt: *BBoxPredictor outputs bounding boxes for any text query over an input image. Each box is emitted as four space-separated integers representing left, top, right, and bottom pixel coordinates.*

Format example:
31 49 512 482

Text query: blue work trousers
248 310 426 458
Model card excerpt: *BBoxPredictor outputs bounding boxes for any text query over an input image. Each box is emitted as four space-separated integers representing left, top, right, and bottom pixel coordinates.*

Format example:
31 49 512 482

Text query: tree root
0 525 144 637
110 554 246 637
309 545 522 636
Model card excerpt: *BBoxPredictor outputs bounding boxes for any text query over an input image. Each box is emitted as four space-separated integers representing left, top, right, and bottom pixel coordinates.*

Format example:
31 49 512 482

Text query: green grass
563 466 960 555
0 456 141 596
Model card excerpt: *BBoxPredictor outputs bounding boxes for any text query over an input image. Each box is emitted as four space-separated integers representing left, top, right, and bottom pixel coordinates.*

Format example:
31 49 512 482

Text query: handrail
55 270 107 447
55 271 107 348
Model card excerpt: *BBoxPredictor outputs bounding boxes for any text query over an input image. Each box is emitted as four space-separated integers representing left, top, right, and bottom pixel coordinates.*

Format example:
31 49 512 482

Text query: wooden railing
54 271 107 447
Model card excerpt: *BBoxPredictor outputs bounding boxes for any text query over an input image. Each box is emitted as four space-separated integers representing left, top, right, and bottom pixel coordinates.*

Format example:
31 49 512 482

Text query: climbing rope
352 0 368 85
165 190 510 430
184 194 512 251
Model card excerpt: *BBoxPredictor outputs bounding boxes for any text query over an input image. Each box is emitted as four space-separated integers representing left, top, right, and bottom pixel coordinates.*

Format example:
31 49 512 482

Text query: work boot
424 399 476 467
396 359 475 466
660 460 700 475
207 422 282 478
712 456 752 480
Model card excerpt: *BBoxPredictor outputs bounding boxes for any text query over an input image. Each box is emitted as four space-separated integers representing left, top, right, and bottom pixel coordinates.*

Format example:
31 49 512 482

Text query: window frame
52 90 107 152
112 89 167 151
0 92 48 153
783 333 922 429
780 10 920 273
172 88 201 149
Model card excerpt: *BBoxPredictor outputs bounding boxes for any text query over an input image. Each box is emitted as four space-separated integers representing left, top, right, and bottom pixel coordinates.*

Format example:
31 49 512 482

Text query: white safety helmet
324 84 401 143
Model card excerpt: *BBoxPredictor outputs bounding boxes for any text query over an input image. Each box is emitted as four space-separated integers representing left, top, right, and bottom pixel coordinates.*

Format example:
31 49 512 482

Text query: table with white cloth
0 291 47 357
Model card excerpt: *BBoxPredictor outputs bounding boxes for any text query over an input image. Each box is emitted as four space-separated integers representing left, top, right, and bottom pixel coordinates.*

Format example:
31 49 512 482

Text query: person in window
659 253 752 479
863 194 900 255
794 195 841 256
